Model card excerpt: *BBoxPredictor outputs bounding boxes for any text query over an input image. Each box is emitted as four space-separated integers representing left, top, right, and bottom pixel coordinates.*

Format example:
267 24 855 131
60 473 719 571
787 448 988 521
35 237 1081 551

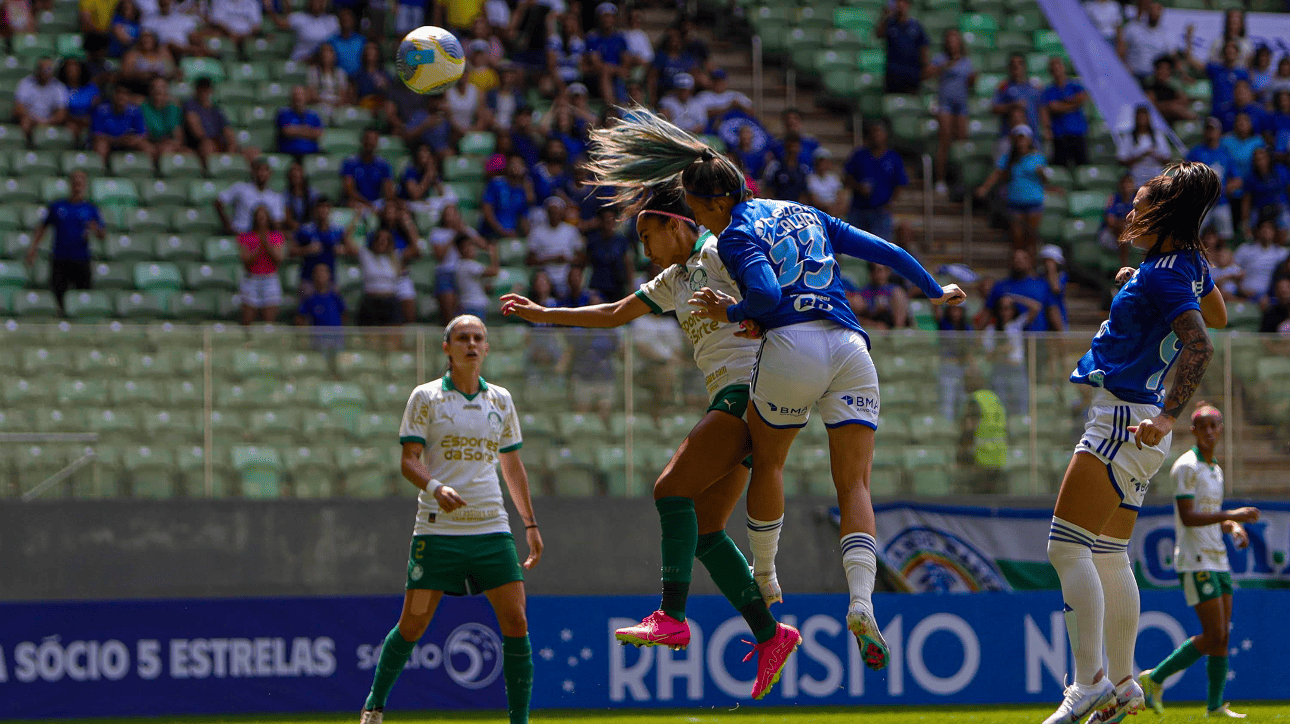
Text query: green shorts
1179 570 1233 607
407 532 524 596
707 384 753 468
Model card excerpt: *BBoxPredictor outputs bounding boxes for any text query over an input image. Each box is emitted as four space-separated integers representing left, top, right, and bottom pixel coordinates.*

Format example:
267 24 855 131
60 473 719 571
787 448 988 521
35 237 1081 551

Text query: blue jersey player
583 108 966 676
1043 162 1229 724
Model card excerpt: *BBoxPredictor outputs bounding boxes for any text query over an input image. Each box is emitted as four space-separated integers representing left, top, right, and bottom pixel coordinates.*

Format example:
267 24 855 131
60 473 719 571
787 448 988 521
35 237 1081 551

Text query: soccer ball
395 26 465 95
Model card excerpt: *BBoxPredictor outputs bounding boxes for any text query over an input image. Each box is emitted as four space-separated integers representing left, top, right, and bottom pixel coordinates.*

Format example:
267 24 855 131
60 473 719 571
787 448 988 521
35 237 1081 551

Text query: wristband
526 524 539 529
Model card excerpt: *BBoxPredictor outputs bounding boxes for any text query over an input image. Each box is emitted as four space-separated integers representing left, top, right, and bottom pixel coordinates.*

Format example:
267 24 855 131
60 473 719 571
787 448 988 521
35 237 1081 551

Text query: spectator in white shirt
454 233 501 318
215 158 287 234
1234 215 1290 299
208 0 263 47
1084 0 1124 41
274 0 340 63
659 73 707 134
526 196 585 297
141 0 203 57
623 8 654 67
807 147 848 218
1117 2 1178 82
15 58 69 142
695 68 752 122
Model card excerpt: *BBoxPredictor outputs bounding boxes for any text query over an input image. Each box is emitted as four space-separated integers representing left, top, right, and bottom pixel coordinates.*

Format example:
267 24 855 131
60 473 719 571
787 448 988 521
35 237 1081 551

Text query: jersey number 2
768 225 834 290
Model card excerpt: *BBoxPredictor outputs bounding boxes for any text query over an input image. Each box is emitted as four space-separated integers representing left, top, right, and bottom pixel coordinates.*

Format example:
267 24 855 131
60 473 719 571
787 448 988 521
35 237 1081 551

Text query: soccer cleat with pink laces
743 623 802 700
614 610 692 650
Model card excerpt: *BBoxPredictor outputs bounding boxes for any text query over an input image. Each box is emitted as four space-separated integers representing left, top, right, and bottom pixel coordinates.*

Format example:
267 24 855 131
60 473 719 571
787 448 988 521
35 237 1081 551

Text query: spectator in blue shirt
328 8 365 76
1218 80 1269 134
1187 117 1237 240
296 264 347 353
1271 90 1290 152
773 107 821 170
1041 56 1089 167
875 0 929 94
1097 173 1139 267
25 170 106 313
1222 111 1266 185
480 155 534 238
341 127 394 212
292 196 358 295
761 135 811 202
91 83 153 165
1243 146 1290 236
1185 37 1250 117
585 206 633 300
992 53 1044 150
844 121 909 242
976 124 1049 254
531 137 575 204
648 24 699 102
985 248 1063 332
734 124 770 181
586 2 628 104
276 85 324 157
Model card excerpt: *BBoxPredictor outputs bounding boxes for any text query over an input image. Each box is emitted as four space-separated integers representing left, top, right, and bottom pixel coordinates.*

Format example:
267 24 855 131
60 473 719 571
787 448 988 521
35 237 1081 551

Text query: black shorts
357 294 399 325
51 259 93 302
1052 135 1089 167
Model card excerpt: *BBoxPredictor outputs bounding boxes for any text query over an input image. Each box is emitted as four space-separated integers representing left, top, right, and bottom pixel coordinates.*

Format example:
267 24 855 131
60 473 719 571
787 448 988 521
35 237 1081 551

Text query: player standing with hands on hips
1139 403 1258 720
586 108 966 672
359 315 541 724
1045 162 1228 724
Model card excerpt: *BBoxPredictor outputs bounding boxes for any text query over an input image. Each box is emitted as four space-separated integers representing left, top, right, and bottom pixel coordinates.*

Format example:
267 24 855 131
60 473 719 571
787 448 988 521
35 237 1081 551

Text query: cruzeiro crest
687 268 709 292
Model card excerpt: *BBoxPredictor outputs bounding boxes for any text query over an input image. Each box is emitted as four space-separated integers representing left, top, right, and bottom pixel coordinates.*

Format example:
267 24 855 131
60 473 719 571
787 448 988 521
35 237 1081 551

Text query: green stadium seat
355 412 399 443
122 446 177 498
227 62 271 84
272 59 309 84
123 207 171 233
303 153 341 179
114 290 168 318
133 262 184 291
1067 190 1107 219
959 13 999 36
321 129 361 155
204 236 240 264
249 410 302 445
207 153 249 180
73 347 125 378
1075 165 1120 191
63 290 113 319
458 131 496 156
36 176 68 203
102 234 148 262
171 207 222 234
996 31 1032 53
13 149 58 176
0 259 27 288
90 261 133 289
108 379 157 408
231 445 282 498
138 178 187 206
11 289 58 317
145 409 201 444
0 177 39 204
181 56 226 82
857 48 885 74
813 49 854 75
159 153 205 179
31 125 75 150
236 104 278 129
185 262 240 291
256 82 291 104
86 408 141 443
882 94 926 117
332 106 374 130
284 446 336 497
1033 29 1063 53
109 152 153 178
91 178 139 206
166 292 214 320
338 446 394 497
152 234 203 262
189 179 231 205
58 378 108 406
0 125 23 150
444 156 485 182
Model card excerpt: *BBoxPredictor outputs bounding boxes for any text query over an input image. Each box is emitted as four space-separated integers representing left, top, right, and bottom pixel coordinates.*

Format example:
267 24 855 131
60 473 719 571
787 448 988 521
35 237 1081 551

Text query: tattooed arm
1130 309 1214 449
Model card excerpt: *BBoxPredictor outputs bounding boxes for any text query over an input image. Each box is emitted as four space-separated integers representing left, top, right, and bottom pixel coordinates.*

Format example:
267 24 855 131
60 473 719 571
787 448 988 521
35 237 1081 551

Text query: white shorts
750 320 880 429
395 275 416 301
239 273 283 309
1073 388 1171 510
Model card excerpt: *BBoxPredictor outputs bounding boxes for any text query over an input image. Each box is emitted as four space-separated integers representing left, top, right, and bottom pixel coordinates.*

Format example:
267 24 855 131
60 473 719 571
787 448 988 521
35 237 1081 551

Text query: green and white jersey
1171 447 1229 572
399 374 523 537
634 231 759 401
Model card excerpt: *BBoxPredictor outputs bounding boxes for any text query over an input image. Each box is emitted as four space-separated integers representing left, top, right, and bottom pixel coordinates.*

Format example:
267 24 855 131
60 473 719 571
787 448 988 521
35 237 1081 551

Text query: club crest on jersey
488 410 503 434
687 268 709 291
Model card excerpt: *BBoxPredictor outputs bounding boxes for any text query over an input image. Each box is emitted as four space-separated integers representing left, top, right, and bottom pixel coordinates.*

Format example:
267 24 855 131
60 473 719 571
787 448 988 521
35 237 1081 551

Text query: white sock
840 532 878 609
1092 535 1138 686
746 515 783 576
1048 517 1105 686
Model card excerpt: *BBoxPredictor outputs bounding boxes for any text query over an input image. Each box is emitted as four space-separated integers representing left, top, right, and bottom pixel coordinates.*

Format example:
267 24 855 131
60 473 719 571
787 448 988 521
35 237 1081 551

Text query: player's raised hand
687 286 737 321
1128 414 1175 449
931 284 967 306
1230 506 1260 523
432 483 467 513
1229 524 1250 549
500 293 546 322
522 527 543 570
1115 267 1138 285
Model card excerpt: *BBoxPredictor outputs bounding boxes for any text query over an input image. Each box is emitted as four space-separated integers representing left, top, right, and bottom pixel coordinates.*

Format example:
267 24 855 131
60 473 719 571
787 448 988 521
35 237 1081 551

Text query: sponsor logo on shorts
444 623 504 690
884 526 1009 593
841 394 879 416
765 402 809 417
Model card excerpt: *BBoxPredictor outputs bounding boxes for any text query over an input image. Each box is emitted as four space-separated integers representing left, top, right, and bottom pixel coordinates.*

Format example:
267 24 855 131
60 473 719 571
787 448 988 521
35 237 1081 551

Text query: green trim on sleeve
499 442 523 453
400 435 427 445
634 289 663 315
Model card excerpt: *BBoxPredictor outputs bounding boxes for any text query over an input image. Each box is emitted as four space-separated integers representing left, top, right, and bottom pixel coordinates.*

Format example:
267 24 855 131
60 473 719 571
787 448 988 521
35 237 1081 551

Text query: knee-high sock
1206 655 1228 711
840 532 878 609
747 515 783 576
1149 638 1203 683
365 626 418 711
1048 517 1104 686
502 635 533 724
656 496 698 621
1092 534 1138 685
696 530 778 643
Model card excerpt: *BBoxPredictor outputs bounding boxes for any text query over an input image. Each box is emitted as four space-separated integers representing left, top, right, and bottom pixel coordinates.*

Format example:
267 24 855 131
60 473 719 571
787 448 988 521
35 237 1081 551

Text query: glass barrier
2 321 1285 501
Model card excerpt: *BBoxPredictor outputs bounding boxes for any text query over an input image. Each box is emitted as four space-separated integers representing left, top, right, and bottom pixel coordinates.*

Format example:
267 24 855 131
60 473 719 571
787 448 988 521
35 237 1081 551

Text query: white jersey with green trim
1171 448 1229 572
399 374 523 536
634 231 759 401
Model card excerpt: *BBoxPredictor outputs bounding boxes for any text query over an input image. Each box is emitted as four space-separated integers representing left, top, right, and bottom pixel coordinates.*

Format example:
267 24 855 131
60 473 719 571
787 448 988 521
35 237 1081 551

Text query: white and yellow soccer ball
395 25 466 95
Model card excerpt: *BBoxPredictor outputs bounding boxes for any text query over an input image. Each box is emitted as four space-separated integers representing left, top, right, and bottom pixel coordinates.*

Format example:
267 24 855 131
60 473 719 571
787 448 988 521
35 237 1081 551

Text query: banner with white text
2 590 1288 719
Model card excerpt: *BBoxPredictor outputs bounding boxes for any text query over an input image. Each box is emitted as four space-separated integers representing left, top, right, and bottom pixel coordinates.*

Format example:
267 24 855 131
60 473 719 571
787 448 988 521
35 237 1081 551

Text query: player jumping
1139 403 1258 720
1045 162 1228 724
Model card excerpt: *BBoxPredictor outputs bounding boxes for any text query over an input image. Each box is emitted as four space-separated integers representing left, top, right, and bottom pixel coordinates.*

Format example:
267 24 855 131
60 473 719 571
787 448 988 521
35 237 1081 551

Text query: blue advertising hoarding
1 590 1286 719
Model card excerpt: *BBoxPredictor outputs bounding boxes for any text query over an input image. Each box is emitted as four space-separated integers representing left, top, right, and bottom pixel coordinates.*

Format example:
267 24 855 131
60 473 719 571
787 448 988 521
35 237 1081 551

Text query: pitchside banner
872 502 1290 593
2 590 1289 719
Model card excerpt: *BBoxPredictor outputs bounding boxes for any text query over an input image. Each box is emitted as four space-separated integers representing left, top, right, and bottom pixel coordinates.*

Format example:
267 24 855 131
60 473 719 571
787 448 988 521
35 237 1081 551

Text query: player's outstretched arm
500 450 543 570
500 292 651 328
1199 286 1227 329
1176 497 1260 527
1130 309 1213 449
822 214 956 302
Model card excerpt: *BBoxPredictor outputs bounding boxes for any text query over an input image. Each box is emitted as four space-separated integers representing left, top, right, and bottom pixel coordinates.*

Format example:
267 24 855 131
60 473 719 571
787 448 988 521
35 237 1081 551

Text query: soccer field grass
10 704 1290 724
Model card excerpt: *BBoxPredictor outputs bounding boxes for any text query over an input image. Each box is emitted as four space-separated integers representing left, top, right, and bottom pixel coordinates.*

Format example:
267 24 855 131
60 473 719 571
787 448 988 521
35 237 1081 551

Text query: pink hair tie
637 209 698 226
1192 405 1222 422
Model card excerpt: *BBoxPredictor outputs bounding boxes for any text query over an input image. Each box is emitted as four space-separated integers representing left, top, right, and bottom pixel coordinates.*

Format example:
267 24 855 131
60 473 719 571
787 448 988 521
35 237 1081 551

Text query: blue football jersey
717 199 943 340
1071 251 1215 405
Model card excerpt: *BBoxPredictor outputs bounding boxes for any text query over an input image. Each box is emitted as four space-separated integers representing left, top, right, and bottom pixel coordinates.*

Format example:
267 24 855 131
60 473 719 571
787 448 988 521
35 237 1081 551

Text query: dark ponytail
1120 161 1220 258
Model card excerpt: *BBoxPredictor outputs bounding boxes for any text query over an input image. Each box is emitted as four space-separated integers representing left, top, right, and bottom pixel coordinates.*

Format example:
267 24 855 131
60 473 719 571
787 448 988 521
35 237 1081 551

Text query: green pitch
10 704 1290 724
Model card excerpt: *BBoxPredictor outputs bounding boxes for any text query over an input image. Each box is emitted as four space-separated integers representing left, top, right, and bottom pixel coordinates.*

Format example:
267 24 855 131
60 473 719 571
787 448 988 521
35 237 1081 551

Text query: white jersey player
359 315 542 724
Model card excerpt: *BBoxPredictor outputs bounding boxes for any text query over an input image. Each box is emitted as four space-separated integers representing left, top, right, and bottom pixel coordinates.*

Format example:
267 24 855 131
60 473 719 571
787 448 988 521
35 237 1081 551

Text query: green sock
364 626 418 711
695 530 778 644
656 497 698 621
1206 656 1228 711
503 635 533 724
1150 638 1203 684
